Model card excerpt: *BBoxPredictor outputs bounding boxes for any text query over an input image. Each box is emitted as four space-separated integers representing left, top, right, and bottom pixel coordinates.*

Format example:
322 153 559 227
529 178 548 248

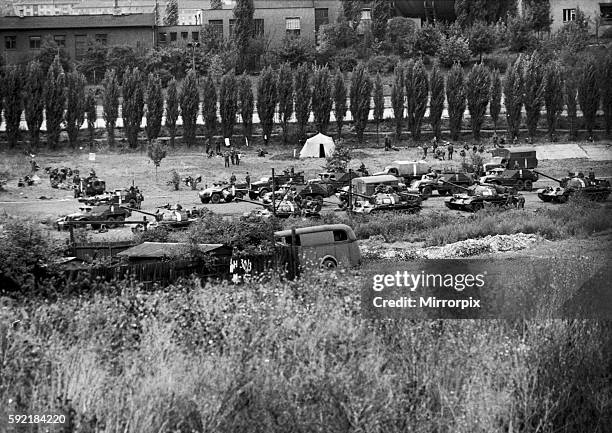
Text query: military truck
247 170 306 199
297 171 360 202
374 161 430 184
479 168 539 191
484 147 538 172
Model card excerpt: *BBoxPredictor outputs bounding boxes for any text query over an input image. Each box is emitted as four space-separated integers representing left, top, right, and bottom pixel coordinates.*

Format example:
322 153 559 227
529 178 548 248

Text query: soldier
422 142 429 159
478 145 485 153
384 133 391 151
236 152 241 166
472 144 478 153
459 149 466 159
230 173 236 184
205 138 211 155
223 151 230 168
245 172 251 187
588 168 595 181
216 139 222 155
447 142 454 160
491 133 499 148
513 160 520 170
230 148 236 165
432 136 438 154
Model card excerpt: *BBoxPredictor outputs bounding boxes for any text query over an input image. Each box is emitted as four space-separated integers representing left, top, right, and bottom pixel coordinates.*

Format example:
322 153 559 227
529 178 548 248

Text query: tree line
1 53 611 150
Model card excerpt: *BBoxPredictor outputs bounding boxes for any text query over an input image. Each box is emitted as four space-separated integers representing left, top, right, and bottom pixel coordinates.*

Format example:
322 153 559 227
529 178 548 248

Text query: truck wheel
524 180 533 191
438 189 448 196
116 215 125 227
321 258 337 269
225 195 234 203
515 180 525 191
201 197 210 204
421 186 433 198
259 188 270 199
235 191 244 199
107 216 117 228
210 193 221 204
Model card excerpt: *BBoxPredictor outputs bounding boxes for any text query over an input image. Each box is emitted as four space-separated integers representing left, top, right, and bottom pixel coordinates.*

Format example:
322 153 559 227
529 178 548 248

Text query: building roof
13 0 78 5
0 12 155 29
275 224 354 238
117 242 231 259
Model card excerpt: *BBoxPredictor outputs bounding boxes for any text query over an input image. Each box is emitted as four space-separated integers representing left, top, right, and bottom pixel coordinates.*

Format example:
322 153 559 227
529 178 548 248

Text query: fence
71 240 136 261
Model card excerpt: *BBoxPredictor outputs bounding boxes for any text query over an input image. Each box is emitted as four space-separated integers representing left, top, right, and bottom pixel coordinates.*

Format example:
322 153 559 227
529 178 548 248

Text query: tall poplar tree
373 73 384 143
201 75 218 144
277 63 294 143
44 56 66 149
257 66 278 145
145 73 164 142
238 74 254 144
294 64 311 142
122 67 145 148
466 63 491 140
350 63 373 144
429 62 445 140
311 66 333 134
333 70 347 138
446 64 466 141
24 61 45 149
102 69 120 147
64 71 86 148
391 64 405 140
219 73 238 139
165 79 180 147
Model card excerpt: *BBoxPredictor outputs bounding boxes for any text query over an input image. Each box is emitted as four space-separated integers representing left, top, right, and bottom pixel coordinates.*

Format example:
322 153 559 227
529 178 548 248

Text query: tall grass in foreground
284 197 612 245
1 274 611 432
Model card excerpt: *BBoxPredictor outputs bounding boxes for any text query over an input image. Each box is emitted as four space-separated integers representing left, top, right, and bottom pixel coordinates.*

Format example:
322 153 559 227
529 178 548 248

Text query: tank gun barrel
533 171 561 183
119 206 162 221
439 179 470 191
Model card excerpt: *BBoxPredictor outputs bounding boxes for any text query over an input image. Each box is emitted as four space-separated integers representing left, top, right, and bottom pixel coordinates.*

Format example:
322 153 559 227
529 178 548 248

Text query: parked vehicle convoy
56 204 131 230
484 147 538 171
409 171 475 198
479 168 539 191
444 182 524 212
374 161 430 184
534 171 611 203
274 224 361 269
78 186 144 208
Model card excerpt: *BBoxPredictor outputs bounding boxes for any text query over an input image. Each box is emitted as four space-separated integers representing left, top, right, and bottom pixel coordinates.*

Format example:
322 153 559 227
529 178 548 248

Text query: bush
366 55 400 74
273 36 315 68
413 23 442 56
168 169 181 191
437 36 472 67
468 21 496 62
601 26 612 39
329 48 359 72
385 17 416 55
506 15 538 53
483 56 510 73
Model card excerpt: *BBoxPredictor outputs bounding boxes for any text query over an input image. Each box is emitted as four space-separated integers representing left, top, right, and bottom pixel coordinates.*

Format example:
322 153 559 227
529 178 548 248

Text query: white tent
299 133 335 158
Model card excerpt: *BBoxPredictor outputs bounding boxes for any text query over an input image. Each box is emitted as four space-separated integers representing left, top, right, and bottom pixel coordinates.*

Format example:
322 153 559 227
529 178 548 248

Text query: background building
0 13 156 64
548 0 612 33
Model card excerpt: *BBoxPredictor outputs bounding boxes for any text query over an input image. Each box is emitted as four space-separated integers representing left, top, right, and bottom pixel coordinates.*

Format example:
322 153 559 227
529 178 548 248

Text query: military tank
344 190 422 214
534 171 611 203
444 182 523 212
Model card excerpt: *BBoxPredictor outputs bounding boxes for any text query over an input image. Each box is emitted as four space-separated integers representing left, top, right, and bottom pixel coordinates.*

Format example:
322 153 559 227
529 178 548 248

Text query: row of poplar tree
1 53 611 150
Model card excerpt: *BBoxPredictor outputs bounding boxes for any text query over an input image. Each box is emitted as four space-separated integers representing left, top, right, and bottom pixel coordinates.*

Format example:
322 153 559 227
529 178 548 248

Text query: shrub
429 62 445 140
446 64 466 141
44 56 66 149
179 70 199 147
554 8 590 54
391 63 405 140
349 63 373 143
122 67 145 148
311 66 333 135
64 71 86 148
23 61 44 149
3 66 23 148
326 138 351 172
318 21 359 52
277 63 294 143
257 66 278 145
333 71 348 138
102 69 120 147
413 23 442 56
147 140 167 180
273 36 315 68
219 73 239 139
543 62 564 139
366 55 400 74
385 17 416 55
145 73 164 142
504 56 524 139
601 26 612 39
466 63 491 140
507 15 538 53
523 52 546 138
168 169 181 191
294 63 312 141
329 48 359 72
578 58 601 136
165 79 180 147
437 36 472 67
201 75 218 144
468 21 496 62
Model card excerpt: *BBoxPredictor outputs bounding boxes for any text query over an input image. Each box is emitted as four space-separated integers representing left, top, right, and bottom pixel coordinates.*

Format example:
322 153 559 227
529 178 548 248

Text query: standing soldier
230 172 236 184
205 138 211 155
236 151 241 166
223 151 230 168
422 142 429 159
447 142 454 160
216 139 222 155
230 148 236 165
245 172 251 187
384 134 391 151
432 136 438 154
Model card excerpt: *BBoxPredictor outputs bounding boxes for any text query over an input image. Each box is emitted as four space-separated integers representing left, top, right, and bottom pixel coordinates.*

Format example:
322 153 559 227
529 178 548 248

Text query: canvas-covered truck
484 147 538 172
374 161 430 184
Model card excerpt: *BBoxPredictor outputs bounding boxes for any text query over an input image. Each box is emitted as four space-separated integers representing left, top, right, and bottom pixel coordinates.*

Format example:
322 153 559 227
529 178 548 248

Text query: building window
361 8 371 21
54 35 66 47
563 8 576 22
209 19 223 38
29 36 41 49
602 4 612 23
181 31 188 40
229 18 236 37
170 32 177 41
286 17 301 36
75 34 87 60
95 34 107 45
5 36 16 50
254 18 264 37
192 31 199 41
33 5 38 15
159 32 167 43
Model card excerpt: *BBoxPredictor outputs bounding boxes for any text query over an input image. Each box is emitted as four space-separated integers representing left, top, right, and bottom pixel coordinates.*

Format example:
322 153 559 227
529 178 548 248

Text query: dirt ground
0 141 610 244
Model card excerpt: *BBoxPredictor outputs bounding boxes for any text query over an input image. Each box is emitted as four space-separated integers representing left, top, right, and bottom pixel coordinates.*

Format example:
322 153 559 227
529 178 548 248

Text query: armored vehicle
297 171 361 202
248 171 306 199
74 174 106 198
343 189 422 214
535 171 611 203
127 205 201 230
56 204 131 230
479 168 539 191
444 183 524 212
79 186 144 209
199 182 246 204
410 172 475 198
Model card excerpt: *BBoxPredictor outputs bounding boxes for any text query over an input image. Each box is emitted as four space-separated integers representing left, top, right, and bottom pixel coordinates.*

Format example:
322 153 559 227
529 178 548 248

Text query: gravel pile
362 233 541 261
